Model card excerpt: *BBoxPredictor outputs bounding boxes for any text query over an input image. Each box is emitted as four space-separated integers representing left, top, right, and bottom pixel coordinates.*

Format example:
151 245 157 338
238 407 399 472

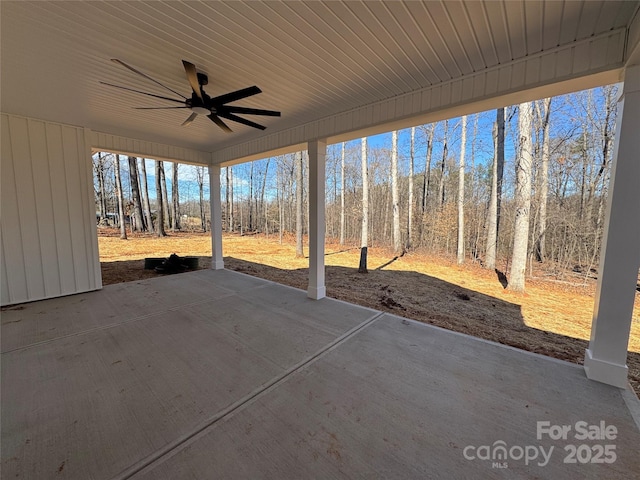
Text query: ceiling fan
100 59 281 133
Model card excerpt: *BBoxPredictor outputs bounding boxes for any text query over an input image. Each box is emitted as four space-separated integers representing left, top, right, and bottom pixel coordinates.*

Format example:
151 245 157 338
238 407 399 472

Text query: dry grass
98 227 640 394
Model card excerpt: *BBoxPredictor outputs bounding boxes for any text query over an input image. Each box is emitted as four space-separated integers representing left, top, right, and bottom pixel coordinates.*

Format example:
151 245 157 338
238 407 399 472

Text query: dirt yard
98 228 640 394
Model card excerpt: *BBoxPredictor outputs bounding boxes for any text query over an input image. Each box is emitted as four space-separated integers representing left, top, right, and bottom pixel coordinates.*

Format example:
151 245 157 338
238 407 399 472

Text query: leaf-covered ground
98 228 640 395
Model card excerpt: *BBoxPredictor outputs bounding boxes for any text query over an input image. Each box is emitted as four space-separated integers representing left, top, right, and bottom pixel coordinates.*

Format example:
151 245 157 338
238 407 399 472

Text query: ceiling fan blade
217 111 266 130
182 60 203 102
111 59 187 99
208 114 232 133
221 106 281 117
210 86 262 106
181 112 198 127
100 82 186 104
134 106 190 110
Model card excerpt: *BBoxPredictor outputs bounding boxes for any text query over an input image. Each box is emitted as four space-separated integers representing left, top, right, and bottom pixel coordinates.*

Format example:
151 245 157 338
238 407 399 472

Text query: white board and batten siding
1 113 101 306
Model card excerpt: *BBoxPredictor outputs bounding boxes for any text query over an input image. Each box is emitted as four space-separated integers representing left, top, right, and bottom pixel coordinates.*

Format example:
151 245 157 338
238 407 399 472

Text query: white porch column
584 65 640 388
307 139 327 300
208 165 224 270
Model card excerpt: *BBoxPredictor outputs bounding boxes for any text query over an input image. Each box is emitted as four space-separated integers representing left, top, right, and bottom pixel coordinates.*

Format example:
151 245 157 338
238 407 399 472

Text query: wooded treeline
218 86 618 290
93 155 210 238
94 85 618 290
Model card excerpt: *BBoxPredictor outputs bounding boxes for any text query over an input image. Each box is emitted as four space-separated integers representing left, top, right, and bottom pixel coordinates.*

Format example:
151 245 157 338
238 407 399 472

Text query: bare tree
195 166 206 232
114 154 127 239
138 159 153 232
535 97 552 262
509 102 534 291
94 152 109 225
407 127 415 250
438 120 449 207
260 158 271 234
457 115 467 264
391 130 402 254
295 151 304 257
585 86 616 239
155 160 167 237
496 107 506 234
422 124 435 214
340 142 346 245
172 162 181 231
159 163 171 229
486 107 506 270
248 161 254 231
127 156 145 232
359 137 369 273
277 157 284 244
226 166 233 231
486 120 499 270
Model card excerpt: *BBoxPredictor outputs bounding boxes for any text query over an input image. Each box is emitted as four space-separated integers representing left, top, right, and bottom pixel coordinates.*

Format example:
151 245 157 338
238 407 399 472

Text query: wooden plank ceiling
1 1 638 154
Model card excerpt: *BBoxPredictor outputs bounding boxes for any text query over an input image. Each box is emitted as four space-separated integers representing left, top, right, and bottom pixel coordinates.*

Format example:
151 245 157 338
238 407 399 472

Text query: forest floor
98 227 640 395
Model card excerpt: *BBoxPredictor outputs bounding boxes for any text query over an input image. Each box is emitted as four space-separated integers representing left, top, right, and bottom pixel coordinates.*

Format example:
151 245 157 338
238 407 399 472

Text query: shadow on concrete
100 258 211 285
98 255 639 394
222 256 639 395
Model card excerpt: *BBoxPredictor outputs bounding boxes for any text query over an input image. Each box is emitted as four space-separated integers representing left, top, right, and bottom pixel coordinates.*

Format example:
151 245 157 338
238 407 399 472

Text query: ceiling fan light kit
101 59 281 133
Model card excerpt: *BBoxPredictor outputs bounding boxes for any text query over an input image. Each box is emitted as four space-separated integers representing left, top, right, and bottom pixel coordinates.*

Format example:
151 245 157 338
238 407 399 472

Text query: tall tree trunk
225 167 230 231
196 166 206 232
509 102 534 292
95 153 108 225
391 130 402 254
439 120 449 208
172 162 181 231
579 130 588 221
340 142 346 245
594 86 616 248
138 159 153 232
261 158 270 234
159 163 171 230
586 86 614 237
154 161 167 237
535 97 552 262
496 107 505 235
248 161 254 231
407 127 414 249
295 152 304 257
485 120 499 270
114 154 127 239
470 114 480 261
228 166 234 232
359 137 369 273
278 159 284 244
420 125 435 247
127 156 145 232
457 115 467 264
304 152 310 239
422 125 434 214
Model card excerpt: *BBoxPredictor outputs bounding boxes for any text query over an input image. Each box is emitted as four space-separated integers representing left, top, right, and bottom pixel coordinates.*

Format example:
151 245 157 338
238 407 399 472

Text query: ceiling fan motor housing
196 72 208 86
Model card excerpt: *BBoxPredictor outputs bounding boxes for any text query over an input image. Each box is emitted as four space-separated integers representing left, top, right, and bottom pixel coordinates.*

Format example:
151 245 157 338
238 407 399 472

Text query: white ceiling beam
91 131 211 165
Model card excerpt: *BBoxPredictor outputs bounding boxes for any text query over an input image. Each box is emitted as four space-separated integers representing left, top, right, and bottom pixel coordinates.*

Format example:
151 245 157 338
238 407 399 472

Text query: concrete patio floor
2 269 639 479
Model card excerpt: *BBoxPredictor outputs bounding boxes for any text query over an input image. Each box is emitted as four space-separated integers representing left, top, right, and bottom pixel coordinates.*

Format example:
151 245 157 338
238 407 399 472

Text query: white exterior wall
1 114 101 305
